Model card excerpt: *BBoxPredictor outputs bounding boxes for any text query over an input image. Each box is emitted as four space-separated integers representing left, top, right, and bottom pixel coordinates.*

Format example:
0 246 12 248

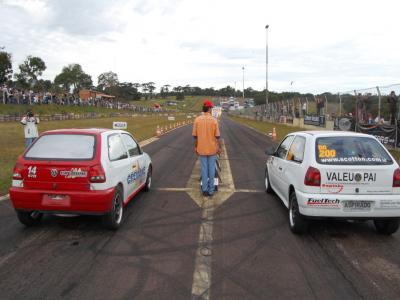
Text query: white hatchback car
265 131 400 235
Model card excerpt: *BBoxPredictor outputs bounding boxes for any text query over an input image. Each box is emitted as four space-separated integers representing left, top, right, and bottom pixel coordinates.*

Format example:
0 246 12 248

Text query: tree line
1 48 339 104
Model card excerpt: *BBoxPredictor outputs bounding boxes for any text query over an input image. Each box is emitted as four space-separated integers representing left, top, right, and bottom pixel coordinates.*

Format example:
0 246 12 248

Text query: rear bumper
296 190 400 218
9 187 115 214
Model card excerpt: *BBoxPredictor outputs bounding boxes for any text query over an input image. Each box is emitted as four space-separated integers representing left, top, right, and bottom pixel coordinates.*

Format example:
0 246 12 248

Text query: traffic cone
156 125 161 137
272 127 277 141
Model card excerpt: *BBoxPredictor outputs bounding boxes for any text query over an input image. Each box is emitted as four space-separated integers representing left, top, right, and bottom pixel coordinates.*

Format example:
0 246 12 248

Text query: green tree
98 71 119 90
14 56 46 87
160 84 170 99
141 83 149 100
173 86 184 100
54 64 93 93
0 50 12 84
34 79 52 92
115 82 141 100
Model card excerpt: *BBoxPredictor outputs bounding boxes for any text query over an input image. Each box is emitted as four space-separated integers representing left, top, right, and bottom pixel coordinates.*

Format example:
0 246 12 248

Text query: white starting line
0 194 9 202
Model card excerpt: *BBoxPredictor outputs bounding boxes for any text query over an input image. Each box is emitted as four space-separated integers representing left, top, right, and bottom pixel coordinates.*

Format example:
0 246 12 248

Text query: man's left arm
215 121 222 155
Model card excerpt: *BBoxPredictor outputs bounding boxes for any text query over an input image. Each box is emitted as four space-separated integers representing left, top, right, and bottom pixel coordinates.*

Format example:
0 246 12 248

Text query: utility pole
265 25 269 106
242 66 245 100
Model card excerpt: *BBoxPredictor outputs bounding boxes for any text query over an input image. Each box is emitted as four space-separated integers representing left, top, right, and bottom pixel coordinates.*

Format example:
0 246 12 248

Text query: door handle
278 167 283 171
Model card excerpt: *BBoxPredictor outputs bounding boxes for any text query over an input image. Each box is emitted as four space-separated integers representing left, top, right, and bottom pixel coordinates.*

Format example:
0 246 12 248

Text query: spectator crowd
1 85 172 113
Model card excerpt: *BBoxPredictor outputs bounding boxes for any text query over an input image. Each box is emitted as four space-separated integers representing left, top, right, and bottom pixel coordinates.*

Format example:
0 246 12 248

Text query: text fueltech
307 198 340 206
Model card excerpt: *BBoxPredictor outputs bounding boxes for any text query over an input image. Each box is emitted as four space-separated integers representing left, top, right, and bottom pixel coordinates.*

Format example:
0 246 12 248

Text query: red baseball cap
203 99 214 108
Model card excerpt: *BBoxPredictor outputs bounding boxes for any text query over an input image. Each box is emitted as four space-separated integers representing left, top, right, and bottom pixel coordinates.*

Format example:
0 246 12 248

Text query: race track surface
1 115 400 299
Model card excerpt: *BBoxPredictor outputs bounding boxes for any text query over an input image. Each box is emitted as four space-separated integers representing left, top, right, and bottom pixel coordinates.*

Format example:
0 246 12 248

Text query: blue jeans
199 155 217 194
25 138 35 148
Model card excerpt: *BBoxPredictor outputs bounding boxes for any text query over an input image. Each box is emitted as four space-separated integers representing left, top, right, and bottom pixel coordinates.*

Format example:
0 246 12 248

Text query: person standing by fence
388 91 398 125
21 110 40 147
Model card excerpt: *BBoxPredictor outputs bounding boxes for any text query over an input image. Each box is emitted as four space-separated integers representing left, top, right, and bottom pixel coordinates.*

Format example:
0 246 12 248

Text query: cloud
1 0 400 94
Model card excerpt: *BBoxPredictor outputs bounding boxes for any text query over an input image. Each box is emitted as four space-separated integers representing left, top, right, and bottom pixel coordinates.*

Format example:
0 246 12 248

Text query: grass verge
0 114 192 195
229 116 306 140
0 104 127 115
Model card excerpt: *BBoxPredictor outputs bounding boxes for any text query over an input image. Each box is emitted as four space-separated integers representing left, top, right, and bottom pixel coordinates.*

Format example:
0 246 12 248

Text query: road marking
0 194 9 202
235 189 264 193
189 141 235 299
154 187 193 192
155 187 263 194
139 137 159 147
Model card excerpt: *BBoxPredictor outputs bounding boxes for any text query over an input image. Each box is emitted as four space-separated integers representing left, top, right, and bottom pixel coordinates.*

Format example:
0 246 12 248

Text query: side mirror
265 146 275 156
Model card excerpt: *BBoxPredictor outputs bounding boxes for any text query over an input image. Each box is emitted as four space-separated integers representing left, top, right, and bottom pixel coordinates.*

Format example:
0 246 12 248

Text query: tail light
89 164 106 183
393 168 400 187
12 163 24 180
304 167 321 186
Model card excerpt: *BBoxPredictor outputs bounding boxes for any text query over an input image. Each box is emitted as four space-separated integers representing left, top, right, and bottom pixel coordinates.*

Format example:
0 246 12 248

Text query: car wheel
16 210 43 226
102 186 123 230
264 167 273 194
144 165 152 192
289 191 308 234
374 218 400 235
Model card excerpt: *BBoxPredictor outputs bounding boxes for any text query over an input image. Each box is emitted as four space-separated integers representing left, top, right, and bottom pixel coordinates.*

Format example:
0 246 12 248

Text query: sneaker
202 191 209 197
207 192 214 197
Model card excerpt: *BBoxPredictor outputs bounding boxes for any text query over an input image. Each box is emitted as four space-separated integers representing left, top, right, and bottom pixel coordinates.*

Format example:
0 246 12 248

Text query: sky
0 0 399 94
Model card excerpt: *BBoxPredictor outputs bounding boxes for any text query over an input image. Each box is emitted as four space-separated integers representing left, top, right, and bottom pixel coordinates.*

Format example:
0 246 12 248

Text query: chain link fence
229 83 400 148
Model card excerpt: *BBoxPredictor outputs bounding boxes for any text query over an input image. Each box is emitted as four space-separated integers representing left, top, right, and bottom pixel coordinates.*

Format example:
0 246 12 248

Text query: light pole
265 24 269 107
242 66 245 99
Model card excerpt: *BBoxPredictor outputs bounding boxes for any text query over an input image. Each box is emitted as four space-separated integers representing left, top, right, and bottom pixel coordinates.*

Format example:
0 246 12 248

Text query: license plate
343 201 372 211
47 194 66 200
42 194 71 206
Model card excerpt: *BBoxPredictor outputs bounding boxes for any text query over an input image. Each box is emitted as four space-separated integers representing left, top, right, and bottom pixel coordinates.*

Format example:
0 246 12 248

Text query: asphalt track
1 115 400 299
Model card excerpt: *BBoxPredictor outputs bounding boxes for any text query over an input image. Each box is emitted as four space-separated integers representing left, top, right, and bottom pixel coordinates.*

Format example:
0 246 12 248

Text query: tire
16 210 43 227
144 165 152 192
374 218 400 235
102 186 123 230
288 191 308 234
264 167 273 194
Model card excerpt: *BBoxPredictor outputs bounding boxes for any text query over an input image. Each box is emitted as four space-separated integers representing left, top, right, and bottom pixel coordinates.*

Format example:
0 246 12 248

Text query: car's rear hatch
21 133 98 191
316 135 396 195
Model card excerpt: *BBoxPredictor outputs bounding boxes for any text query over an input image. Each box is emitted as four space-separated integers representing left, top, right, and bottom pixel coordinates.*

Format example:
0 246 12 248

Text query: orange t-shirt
192 113 221 155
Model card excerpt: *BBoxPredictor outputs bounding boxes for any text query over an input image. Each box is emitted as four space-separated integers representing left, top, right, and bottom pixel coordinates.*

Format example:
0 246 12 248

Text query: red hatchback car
9 128 153 229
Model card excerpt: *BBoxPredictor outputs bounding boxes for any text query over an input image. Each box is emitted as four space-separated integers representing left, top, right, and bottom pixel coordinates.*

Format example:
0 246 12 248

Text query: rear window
316 136 393 165
25 134 96 160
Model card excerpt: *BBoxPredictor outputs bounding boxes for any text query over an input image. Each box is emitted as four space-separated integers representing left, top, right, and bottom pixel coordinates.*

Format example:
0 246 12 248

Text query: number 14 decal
28 166 37 178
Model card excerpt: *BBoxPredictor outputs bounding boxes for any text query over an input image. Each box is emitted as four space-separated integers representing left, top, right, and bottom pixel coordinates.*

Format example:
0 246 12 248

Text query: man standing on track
192 99 221 197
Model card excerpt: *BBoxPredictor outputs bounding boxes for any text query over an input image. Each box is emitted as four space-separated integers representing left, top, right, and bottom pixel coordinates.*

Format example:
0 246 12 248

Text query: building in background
79 89 115 102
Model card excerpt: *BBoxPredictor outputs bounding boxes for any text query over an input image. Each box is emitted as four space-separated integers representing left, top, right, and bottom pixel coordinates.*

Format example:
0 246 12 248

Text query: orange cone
272 127 277 141
156 125 161 137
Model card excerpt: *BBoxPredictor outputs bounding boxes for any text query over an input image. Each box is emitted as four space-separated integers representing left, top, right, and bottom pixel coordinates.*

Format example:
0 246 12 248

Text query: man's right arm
20 116 27 125
192 119 198 154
